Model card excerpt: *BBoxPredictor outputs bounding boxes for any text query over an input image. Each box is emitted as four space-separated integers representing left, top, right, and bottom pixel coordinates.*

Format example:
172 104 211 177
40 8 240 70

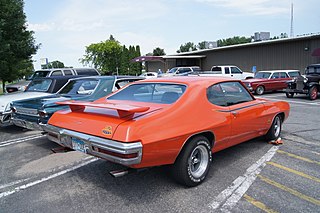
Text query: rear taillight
93 147 138 159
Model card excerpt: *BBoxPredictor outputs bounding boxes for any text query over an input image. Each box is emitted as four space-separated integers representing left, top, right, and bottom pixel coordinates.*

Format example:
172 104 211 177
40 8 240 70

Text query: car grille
15 107 39 117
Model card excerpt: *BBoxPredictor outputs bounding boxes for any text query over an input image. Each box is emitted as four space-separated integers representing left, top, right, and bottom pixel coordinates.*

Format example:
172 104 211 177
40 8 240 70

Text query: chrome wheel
188 144 209 179
255 86 265 95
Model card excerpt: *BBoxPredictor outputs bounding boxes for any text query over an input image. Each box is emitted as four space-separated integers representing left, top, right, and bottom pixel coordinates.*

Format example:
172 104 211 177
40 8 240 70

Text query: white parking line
0 178 30 190
209 146 279 212
0 157 98 198
0 134 45 147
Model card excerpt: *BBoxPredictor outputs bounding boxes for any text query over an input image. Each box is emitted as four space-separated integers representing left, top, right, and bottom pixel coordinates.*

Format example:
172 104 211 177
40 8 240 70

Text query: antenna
290 3 294 38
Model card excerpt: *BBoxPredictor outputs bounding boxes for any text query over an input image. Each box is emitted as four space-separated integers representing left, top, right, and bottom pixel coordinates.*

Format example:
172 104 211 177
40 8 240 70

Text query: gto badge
102 126 112 136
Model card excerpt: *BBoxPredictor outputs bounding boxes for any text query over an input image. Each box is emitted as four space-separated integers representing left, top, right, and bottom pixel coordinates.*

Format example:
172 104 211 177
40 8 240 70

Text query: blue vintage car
11 75 143 130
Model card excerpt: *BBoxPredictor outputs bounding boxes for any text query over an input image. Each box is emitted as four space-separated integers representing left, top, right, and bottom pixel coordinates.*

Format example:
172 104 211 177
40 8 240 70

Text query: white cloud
195 0 290 15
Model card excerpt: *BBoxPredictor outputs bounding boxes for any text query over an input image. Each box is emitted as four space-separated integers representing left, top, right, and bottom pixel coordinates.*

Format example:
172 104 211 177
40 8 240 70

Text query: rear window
59 79 99 95
32 71 50 79
26 79 52 92
211 67 222 71
74 69 99 76
108 83 187 104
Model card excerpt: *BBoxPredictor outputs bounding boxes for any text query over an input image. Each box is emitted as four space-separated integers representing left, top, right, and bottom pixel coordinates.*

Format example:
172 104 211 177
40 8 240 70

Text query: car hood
0 92 51 113
48 100 163 140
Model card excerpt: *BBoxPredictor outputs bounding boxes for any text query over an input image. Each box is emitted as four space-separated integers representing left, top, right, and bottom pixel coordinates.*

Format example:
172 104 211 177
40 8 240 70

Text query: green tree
41 60 65 69
177 42 197 53
217 36 251 47
153 47 165 56
0 0 39 90
81 35 122 75
197 41 207 50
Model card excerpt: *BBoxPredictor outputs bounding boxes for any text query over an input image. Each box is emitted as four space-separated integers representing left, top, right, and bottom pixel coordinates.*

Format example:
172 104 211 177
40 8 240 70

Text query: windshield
288 71 300 77
30 71 50 79
59 79 99 96
305 66 320 74
255 72 271 79
26 79 52 92
108 83 187 104
168 68 178 74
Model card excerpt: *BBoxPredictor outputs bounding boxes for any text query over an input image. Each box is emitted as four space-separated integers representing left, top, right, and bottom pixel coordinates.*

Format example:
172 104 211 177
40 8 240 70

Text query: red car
242 70 300 95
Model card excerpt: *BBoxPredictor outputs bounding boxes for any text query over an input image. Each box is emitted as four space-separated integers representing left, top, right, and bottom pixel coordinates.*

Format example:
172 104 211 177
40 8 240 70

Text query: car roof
257 70 300 73
132 76 238 87
68 75 144 81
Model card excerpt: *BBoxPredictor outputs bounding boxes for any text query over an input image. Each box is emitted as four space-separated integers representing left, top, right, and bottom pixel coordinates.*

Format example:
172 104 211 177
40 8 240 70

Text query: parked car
43 77 290 186
139 72 158 79
190 65 254 80
5 68 100 93
0 76 77 127
160 66 201 77
285 64 320 100
11 76 144 130
242 70 301 95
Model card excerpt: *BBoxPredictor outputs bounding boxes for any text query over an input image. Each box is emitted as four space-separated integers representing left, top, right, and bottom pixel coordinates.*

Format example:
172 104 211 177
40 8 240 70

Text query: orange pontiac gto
44 77 290 186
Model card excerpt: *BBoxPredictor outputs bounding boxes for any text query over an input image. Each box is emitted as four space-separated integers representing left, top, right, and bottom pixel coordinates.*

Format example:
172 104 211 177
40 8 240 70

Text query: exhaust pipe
109 169 131 178
109 168 147 178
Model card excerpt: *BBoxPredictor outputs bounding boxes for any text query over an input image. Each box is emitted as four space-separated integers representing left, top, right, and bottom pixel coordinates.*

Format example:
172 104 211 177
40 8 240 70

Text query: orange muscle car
44 77 290 186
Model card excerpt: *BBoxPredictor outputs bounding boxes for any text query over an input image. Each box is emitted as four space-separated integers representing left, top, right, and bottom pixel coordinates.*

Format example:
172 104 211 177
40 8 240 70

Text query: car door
219 82 267 146
230 67 243 79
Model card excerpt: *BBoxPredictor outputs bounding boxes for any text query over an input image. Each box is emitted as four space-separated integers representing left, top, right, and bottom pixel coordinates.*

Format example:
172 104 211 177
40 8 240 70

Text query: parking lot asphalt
0 92 319 213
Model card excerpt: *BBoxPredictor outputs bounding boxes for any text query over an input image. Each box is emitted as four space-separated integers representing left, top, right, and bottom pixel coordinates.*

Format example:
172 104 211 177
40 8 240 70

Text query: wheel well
174 131 215 163
277 112 285 122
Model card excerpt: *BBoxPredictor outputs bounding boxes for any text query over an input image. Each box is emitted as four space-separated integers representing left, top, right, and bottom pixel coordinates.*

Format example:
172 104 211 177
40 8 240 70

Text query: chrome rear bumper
43 124 142 166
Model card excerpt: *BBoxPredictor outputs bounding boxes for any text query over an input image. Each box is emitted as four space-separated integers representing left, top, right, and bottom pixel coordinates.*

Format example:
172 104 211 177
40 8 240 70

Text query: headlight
303 77 308 83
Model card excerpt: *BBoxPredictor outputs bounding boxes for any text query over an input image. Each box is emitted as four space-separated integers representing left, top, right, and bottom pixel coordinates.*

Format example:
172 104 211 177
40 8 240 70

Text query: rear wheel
308 86 318 100
255 86 265 95
265 115 282 141
172 136 212 187
286 92 294 98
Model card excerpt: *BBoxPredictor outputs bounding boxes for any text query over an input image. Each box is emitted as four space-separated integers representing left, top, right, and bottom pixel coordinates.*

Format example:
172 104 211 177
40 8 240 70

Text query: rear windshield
255 72 271 79
108 83 187 104
26 79 52 92
75 69 99 76
32 71 50 79
59 79 99 96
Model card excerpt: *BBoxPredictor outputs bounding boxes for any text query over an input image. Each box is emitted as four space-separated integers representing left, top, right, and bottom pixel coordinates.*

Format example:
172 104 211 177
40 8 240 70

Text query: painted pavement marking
243 194 279 213
0 134 45 147
209 145 279 212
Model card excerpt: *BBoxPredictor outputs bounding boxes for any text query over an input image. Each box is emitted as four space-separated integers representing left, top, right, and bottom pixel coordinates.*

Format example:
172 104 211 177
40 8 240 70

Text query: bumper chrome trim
43 124 142 166
11 118 42 130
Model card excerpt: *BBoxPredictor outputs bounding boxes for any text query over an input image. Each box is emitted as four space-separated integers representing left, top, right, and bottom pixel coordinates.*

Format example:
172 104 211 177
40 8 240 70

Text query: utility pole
290 3 294 38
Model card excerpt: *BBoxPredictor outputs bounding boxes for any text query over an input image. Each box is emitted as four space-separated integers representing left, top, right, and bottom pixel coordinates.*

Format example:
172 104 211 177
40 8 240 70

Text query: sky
24 0 320 69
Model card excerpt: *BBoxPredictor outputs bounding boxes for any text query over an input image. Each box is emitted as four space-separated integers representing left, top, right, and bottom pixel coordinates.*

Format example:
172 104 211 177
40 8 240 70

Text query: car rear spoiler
56 101 150 118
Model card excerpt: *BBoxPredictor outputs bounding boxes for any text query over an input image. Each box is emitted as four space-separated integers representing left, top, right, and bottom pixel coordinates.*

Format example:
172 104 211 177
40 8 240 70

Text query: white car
0 76 75 127
139 72 158 79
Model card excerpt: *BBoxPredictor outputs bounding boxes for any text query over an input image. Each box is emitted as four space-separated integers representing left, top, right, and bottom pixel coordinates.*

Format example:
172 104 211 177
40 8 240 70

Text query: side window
207 84 227 106
271 72 279 79
64 70 73 75
51 71 63 76
279 72 289 78
225 67 230 74
208 82 254 107
231 67 242 74
221 82 253 106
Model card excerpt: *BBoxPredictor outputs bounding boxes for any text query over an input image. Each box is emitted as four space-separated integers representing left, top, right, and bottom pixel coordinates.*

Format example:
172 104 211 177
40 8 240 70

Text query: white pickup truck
191 65 254 80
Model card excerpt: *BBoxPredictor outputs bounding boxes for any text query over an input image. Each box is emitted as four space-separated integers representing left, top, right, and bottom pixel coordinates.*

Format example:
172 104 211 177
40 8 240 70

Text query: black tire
171 136 212 187
265 115 282 141
308 86 318 100
286 92 294 98
255 86 265 95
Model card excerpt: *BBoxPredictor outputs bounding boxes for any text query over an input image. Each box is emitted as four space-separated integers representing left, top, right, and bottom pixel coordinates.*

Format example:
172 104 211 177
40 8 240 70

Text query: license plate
71 137 87 153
